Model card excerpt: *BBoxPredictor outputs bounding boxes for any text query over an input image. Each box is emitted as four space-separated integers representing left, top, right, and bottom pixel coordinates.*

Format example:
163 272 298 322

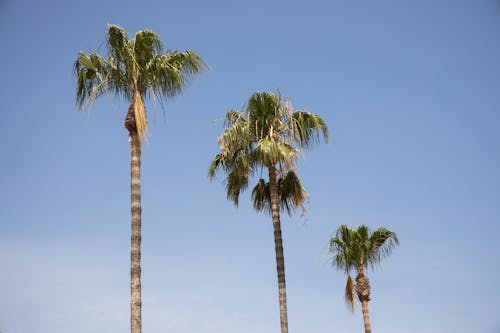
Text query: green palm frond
278 170 308 215
369 227 400 250
106 24 129 65
247 91 282 138
143 55 182 97
167 50 207 76
208 153 225 179
224 109 247 127
254 138 281 166
291 111 329 147
251 178 270 212
210 146 253 206
74 52 118 108
251 139 297 168
329 227 356 274
218 116 251 156
226 169 249 206
210 147 252 178
148 50 206 98
134 29 163 69
364 227 400 269
277 142 298 167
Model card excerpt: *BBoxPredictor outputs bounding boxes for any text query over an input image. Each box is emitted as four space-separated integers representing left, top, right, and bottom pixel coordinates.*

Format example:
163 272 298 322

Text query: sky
0 0 499 332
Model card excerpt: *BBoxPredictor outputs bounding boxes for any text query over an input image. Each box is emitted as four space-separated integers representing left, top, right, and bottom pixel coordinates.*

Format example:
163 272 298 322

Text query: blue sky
1 0 499 332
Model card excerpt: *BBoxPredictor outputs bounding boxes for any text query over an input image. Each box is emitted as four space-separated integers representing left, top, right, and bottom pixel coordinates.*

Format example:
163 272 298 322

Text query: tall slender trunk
268 164 289 333
361 300 372 333
356 265 371 333
126 105 142 333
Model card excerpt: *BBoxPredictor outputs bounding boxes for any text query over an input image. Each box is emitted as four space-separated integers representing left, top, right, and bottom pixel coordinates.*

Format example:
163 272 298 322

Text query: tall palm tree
74 24 206 333
329 225 399 333
209 91 328 333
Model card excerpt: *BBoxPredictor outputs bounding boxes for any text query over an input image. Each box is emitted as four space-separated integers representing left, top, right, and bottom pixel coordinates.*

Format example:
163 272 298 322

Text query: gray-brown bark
356 265 372 333
361 300 372 333
268 164 289 333
127 103 142 333
355 265 371 302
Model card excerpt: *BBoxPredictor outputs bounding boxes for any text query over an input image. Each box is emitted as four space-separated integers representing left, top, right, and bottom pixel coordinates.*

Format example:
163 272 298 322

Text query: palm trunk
361 300 372 333
268 164 289 333
126 104 142 333
356 265 371 333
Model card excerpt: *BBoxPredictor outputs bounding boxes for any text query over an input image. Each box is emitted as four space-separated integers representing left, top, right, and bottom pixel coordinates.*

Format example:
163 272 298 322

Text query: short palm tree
209 91 328 333
329 225 399 333
74 24 206 333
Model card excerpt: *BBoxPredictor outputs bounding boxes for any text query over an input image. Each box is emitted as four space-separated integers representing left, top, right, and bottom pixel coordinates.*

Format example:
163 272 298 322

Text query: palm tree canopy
329 225 400 274
74 24 206 142
209 91 328 208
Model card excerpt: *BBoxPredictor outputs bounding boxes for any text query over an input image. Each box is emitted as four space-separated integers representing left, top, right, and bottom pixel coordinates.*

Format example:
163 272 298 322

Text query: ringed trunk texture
361 300 372 333
268 165 289 333
356 265 371 333
126 104 142 333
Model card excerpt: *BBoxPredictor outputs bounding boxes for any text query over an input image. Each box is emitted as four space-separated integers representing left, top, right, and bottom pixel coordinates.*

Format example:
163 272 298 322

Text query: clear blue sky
1 0 499 332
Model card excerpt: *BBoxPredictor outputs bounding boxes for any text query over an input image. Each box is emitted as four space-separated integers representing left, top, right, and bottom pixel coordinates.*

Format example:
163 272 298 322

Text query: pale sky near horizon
1 0 500 332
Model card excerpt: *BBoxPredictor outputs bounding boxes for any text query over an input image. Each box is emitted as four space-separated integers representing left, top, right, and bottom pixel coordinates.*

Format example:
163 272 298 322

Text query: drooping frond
218 113 251 157
210 146 253 206
251 171 308 216
144 50 206 99
364 227 400 269
208 153 225 179
167 50 207 78
329 226 357 274
132 91 147 143
74 51 127 109
291 111 329 147
345 275 356 312
252 178 270 212
277 142 298 167
278 171 309 215
369 227 400 250
225 167 249 206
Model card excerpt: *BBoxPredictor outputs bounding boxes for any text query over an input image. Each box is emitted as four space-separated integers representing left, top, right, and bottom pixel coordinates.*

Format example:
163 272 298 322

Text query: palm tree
209 91 328 333
74 24 206 333
329 225 399 333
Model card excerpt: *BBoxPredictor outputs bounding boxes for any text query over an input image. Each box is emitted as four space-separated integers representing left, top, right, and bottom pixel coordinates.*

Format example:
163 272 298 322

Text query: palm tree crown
329 224 399 310
209 91 328 208
74 24 206 142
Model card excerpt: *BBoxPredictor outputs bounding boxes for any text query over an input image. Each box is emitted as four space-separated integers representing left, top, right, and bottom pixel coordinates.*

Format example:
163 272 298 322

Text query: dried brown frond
133 91 147 144
345 275 356 313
